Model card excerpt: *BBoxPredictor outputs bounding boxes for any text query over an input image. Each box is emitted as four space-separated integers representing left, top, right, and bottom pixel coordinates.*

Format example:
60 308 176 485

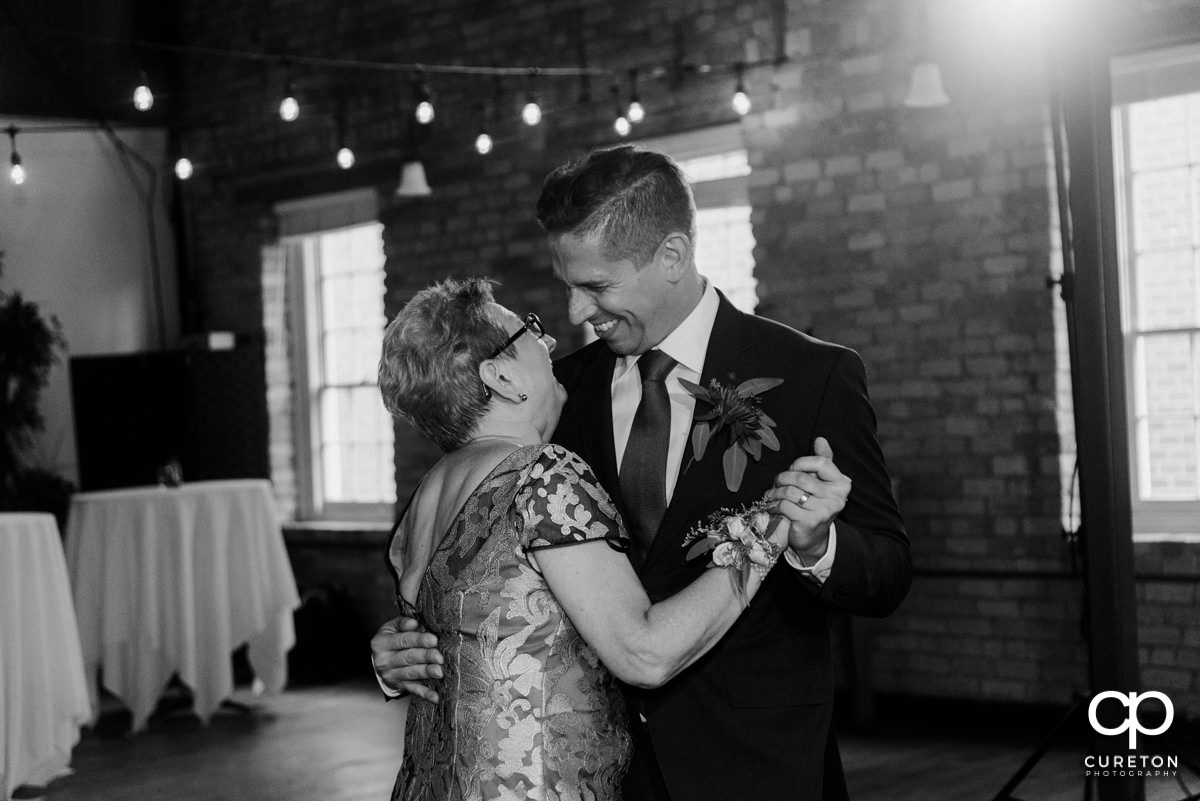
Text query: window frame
1111 44 1200 536
275 189 394 522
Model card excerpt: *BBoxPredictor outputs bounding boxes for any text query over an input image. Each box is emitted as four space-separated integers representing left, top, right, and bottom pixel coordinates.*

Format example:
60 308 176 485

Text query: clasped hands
763 436 850 567
370 436 850 699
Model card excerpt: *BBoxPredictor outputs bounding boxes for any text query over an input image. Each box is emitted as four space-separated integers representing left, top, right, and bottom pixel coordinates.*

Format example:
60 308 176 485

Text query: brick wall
173 0 1200 715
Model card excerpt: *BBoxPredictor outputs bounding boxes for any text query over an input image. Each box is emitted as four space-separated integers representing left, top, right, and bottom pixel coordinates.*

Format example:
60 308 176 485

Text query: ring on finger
799 491 810 506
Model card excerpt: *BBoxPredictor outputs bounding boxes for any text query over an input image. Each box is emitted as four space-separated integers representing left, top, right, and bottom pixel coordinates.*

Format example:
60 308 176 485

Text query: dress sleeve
516 444 630 553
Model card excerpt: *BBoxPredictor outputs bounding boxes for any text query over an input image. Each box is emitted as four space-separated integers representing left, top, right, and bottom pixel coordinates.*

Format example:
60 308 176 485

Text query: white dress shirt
611 281 835 583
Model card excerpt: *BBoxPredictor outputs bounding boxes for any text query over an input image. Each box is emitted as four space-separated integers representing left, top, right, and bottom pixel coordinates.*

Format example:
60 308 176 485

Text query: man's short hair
377 277 510 452
535 144 697 267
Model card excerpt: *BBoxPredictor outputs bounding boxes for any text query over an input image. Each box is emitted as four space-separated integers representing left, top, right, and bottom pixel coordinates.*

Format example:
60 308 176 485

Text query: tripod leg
991 699 1084 801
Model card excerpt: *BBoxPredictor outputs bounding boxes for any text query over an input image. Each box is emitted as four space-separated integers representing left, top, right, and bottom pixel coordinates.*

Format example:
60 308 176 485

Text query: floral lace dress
390 444 632 801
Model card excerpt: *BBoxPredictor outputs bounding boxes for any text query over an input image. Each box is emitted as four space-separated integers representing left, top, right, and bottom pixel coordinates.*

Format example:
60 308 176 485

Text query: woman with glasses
377 277 787 801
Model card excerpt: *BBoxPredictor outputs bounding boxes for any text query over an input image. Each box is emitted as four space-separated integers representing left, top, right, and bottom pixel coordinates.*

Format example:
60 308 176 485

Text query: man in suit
372 144 911 800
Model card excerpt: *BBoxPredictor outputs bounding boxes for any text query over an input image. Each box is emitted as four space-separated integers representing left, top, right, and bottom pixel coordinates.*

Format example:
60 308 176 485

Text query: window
271 189 395 521
1112 45 1200 535
653 126 758 313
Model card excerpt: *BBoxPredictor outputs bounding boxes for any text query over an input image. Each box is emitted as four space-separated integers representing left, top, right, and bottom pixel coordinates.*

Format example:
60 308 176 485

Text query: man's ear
656 232 692 282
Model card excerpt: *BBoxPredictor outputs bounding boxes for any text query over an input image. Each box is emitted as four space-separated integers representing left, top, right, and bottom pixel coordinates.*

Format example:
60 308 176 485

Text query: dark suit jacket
552 292 911 801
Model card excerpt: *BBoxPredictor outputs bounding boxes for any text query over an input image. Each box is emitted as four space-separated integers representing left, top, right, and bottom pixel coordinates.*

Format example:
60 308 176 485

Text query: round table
0 512 92 799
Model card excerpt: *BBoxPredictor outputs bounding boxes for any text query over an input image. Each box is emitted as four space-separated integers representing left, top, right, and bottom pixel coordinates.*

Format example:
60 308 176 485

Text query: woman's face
488 304 567 436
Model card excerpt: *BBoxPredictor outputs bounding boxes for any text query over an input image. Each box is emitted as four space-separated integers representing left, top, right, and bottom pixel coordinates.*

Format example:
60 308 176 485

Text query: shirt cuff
374 657 403 699
784 521 837 584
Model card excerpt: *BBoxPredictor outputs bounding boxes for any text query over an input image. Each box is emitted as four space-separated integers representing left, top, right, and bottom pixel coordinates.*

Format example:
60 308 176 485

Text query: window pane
1129 96 1189 171
1145 417 1197 499
306 221 393 508
694 205 758 313
1142 333 1195 415
319 386 393 503
681 152 751 182
1133 167 1191 251
1117 84 1200 518
1136 250 1197 329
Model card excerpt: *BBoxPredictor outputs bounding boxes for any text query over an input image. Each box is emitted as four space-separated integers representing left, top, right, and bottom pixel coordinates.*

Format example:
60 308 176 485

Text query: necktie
620 349 676 564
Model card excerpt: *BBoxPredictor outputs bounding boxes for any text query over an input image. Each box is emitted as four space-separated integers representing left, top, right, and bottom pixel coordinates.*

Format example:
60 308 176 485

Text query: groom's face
549 232 676 357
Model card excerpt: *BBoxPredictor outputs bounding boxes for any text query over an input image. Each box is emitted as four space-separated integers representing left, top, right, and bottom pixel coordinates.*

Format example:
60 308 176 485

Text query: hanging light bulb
521 69 542 126
6 126 25 185
279 63 300 122
414 78 435 125
626 69 645 124
611 84 630 137
133 71 154 112
279 89 300 122
174 156 194 180
522 92 542 126
731 63 751 116
473 102 494 155
334 113 355 169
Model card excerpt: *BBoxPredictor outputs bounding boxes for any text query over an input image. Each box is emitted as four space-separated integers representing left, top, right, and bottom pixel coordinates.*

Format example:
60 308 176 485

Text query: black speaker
70 347 269 491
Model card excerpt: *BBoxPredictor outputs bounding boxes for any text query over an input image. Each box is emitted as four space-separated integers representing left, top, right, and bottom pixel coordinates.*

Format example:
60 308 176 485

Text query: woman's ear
479 357 526 404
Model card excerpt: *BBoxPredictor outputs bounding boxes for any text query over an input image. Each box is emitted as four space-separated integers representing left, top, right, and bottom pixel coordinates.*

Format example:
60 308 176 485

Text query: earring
482 386 492 401
518 393 528 402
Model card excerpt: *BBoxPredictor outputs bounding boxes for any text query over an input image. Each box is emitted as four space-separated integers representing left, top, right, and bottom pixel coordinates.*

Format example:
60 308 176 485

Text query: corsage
683 499 784 606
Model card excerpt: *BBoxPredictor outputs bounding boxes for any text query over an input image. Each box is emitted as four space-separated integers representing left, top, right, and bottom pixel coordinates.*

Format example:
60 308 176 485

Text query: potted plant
0 251 75 527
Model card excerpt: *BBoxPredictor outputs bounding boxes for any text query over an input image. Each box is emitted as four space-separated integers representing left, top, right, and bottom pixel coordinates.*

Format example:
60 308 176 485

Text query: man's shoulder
726 308 855 365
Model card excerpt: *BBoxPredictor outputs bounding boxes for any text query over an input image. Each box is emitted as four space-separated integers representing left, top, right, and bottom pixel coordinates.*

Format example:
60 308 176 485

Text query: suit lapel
575 349 621 500
641 296 750 572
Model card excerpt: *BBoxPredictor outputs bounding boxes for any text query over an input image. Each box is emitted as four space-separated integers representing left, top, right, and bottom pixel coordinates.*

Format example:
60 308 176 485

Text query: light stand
989 2 1142 799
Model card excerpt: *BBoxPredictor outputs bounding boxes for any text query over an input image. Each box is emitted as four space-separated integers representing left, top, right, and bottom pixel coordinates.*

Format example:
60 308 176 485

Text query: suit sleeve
798 347 911 617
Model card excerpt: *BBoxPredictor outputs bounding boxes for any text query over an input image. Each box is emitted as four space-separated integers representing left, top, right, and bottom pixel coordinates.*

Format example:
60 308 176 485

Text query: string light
414 78 435 124
133 71 154 111
611 84 630 137
731 63 751 116
8 24 797 178
474 103 493 155
335 113 355 168
626 69 645 124
6 126 25 185
521 69 542 126
174 133 194 180
279 63 300 122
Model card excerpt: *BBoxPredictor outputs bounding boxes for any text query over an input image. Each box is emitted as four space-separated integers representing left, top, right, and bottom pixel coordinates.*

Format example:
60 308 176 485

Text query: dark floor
19 681 1200 801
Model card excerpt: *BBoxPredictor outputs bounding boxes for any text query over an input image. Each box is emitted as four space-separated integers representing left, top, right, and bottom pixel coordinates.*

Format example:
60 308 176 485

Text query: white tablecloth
1 513 92 800
64 480 300 732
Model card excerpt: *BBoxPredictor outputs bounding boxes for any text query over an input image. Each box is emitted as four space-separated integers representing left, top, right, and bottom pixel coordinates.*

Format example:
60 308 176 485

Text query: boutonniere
678 376 783 492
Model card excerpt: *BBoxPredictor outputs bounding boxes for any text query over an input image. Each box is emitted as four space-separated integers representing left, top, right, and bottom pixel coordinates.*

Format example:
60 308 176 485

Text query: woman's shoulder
525 443 602 485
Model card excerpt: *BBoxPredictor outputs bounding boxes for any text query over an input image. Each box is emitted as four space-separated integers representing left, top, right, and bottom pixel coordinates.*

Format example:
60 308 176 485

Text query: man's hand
370 616 444 703
765 437 851 564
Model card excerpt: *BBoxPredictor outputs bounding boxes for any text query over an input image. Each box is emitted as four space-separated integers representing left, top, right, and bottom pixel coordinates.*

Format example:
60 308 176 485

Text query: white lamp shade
904 61 950 108
396 160 432 197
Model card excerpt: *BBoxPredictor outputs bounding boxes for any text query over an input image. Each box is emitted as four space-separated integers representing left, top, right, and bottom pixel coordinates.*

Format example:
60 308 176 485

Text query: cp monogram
1088 691 1174 749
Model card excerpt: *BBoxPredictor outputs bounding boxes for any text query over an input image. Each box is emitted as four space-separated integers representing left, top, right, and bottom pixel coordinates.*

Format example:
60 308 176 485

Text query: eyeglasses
487 312 546 359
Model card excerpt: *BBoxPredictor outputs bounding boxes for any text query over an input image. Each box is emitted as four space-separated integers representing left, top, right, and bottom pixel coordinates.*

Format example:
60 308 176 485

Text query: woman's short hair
378 277 510 452
535 144 697 267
